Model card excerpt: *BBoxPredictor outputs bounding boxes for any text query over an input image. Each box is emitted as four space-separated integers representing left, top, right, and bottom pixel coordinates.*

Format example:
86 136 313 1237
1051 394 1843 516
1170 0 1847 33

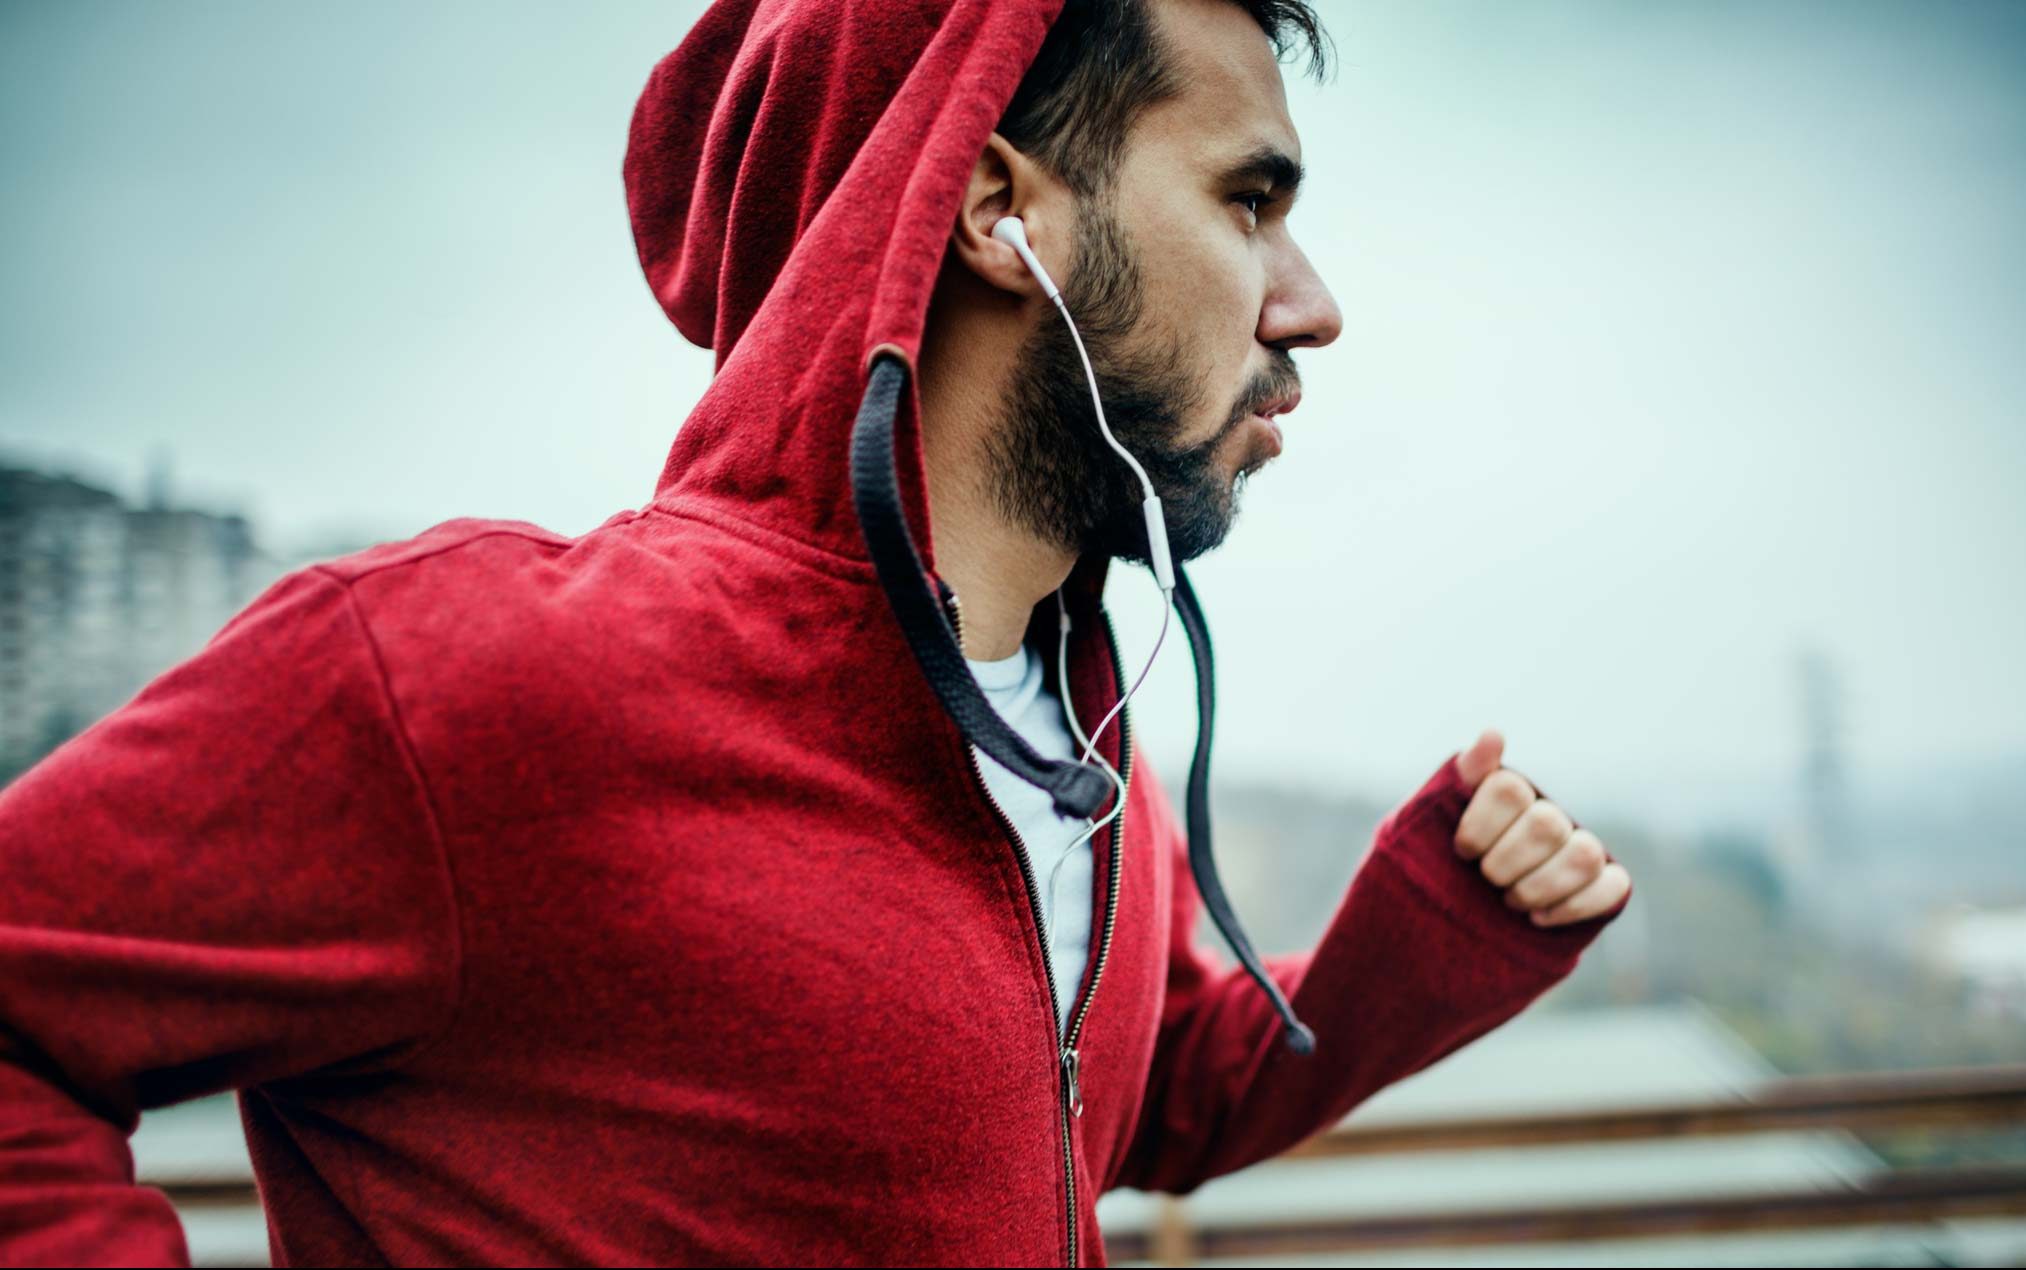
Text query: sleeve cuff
1362 753 1631 974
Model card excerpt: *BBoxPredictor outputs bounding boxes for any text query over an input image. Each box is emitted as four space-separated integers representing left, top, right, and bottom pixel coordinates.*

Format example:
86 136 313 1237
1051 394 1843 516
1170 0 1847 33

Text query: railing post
1150 1194 1198 1266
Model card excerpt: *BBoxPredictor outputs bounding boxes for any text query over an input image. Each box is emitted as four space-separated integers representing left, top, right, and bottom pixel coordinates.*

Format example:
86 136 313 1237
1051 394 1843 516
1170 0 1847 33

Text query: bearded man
0 2 1631 1264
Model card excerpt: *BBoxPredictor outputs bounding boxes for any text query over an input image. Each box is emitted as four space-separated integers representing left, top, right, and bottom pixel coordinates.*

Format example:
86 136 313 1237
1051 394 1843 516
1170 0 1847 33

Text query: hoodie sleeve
0 567 461 1268
1110 753 1630 1195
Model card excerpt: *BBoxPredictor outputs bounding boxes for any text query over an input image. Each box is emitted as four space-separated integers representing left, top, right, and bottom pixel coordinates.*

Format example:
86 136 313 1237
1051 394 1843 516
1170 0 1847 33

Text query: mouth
1241 390 1299 465
1252 389 1302 423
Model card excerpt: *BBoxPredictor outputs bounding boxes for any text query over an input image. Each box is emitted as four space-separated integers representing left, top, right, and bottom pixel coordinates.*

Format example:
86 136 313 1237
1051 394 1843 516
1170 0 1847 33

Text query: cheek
1176 234 1263 357
1189 254 1266 413
1126 199 1264 424
1159 223 1254 314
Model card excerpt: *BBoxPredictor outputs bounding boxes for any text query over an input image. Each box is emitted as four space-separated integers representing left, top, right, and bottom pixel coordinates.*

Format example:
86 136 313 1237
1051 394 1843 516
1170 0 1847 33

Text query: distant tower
1789 646 1852 903
145 448 172 512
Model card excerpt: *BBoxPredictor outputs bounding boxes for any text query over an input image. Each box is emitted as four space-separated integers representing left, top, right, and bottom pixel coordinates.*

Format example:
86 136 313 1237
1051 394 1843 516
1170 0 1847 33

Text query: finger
1502 827 1607 911
1531 862 1633 927
1478 798 1574 888
1454 770 1538 861
1455 728 1505 790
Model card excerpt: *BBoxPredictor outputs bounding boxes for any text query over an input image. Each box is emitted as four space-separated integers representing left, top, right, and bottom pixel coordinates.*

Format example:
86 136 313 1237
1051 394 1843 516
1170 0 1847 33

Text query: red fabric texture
0 1 1629 1264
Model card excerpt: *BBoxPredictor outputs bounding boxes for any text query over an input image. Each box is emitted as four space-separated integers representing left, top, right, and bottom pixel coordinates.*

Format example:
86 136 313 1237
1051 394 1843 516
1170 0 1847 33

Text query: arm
0 568 461 1267
1111 751 1630 1195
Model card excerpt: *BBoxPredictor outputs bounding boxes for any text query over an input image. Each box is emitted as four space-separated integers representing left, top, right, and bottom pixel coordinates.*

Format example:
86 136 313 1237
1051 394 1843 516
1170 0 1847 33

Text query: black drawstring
850 352 1315 1055
1171 567 1316 1055
850 355 1111 819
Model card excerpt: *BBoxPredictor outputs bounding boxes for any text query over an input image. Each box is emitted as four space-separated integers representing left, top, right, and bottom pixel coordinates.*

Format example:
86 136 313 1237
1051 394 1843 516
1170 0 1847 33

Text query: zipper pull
1061 1046 1083 1118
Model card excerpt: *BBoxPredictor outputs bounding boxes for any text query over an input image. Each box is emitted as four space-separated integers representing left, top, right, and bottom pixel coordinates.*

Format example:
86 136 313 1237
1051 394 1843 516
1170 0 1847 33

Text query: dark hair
998 0 1332 199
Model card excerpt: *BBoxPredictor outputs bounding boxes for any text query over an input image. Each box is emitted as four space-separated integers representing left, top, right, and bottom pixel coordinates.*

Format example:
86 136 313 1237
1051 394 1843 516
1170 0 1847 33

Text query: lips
1247 412 1285 461
1241 387 1298 468
1252 389 1301 424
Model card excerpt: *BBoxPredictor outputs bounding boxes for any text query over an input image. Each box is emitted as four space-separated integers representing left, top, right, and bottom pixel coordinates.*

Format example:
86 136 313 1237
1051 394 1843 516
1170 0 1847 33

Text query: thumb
1455 727 1504 791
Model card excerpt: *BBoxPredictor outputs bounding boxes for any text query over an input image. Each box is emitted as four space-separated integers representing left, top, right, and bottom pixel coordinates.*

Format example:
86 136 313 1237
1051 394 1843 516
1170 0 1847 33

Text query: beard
983 197 1300 567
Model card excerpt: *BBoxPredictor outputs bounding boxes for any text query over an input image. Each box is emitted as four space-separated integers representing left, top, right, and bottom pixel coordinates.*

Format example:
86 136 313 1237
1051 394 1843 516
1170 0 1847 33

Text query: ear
950 132 1064 301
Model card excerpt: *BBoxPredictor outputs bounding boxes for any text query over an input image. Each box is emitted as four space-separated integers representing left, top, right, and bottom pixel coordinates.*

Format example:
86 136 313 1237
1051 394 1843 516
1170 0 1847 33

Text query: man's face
988 0 1343 567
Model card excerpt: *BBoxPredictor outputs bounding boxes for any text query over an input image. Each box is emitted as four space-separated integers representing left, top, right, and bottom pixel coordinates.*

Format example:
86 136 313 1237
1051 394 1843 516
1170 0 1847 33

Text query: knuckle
1487 848 1530 889
1568 831 1607 872
1484 770 1534 814
1525 799 1573 844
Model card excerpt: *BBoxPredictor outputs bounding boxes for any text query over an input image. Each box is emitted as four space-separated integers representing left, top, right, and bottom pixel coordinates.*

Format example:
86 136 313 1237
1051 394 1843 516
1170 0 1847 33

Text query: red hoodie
0 1 1629 1265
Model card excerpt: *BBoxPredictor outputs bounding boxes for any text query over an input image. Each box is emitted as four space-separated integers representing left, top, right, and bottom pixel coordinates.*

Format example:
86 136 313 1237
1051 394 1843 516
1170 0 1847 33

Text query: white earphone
993 215 1174 595
990 213 1175 841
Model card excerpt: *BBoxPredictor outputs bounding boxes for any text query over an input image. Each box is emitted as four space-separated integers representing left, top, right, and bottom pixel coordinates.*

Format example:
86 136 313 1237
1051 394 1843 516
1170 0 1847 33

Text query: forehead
1134 0 1300 171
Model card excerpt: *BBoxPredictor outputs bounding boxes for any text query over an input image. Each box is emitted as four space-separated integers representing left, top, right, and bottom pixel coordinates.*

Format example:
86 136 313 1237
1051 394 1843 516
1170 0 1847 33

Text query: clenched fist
1453 729 1632 928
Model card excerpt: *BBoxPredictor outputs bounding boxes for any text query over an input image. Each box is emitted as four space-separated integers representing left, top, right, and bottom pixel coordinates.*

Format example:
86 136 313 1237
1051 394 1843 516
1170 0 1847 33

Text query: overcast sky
4 0 2022 834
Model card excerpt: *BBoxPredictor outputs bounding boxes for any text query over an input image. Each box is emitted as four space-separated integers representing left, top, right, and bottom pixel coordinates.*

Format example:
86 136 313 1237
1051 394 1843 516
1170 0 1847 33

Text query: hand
1453 729 1632 928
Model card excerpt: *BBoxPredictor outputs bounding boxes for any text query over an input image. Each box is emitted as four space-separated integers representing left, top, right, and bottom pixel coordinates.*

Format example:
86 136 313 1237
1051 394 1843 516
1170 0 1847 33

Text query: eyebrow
1215 145 1305 204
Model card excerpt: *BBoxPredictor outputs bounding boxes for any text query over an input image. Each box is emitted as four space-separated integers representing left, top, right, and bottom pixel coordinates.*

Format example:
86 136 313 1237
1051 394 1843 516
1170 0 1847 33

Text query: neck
919 283 1077 662
927 469 1076 662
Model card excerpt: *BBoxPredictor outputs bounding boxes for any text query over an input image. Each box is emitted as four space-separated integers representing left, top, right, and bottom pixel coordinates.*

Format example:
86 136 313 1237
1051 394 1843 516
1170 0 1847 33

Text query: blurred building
1918 905 2026 1023
1786 646 1850 923
0 464 272 778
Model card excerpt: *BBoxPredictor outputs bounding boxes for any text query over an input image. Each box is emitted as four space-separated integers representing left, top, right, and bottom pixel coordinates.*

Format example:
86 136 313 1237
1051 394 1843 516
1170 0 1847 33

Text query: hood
623 0 1313 1053
625 0 1058 566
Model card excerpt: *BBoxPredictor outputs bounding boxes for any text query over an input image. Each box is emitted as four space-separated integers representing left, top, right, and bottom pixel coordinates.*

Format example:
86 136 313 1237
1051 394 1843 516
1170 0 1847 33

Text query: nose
1258 238 1343 351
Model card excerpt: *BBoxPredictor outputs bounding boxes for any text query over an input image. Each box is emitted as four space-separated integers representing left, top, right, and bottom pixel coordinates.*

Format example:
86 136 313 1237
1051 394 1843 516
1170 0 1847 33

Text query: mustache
1219 352 1303 438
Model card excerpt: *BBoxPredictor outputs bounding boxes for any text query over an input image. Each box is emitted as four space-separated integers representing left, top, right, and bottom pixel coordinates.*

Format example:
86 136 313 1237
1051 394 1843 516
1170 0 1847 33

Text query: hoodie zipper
945 587 1131 1268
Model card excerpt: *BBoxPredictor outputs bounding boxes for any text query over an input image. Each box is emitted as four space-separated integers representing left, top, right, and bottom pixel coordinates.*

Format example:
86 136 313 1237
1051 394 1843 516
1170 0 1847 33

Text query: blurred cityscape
0 458 380 784
1 461 257 781
4 456 2023 1264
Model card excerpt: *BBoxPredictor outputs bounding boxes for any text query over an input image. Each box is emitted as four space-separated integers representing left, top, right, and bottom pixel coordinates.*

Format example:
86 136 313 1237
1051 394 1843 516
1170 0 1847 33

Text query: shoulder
313 515 592 587
291 509 742 720
303 511 678 621
292 510 643 669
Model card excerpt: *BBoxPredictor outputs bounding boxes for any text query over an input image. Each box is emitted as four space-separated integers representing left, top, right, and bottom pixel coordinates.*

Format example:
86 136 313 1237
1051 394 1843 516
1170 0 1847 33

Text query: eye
1223 191 1272 230
1234 191 1271 219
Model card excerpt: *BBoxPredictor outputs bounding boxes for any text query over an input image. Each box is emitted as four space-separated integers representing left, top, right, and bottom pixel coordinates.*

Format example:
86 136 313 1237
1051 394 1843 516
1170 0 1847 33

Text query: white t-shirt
965 640 1095 1038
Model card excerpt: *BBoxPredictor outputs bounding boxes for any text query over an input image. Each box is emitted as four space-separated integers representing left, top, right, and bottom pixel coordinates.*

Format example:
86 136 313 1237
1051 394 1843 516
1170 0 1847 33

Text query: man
0 0 1630 1265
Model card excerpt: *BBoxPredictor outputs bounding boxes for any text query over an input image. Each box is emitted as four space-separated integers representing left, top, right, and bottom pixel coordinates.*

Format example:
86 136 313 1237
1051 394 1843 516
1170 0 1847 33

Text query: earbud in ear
991 215 1061 303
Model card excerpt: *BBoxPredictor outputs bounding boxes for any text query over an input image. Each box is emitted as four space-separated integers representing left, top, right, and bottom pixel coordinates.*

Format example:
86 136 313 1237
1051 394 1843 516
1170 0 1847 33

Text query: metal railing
1108 1063 2026 1264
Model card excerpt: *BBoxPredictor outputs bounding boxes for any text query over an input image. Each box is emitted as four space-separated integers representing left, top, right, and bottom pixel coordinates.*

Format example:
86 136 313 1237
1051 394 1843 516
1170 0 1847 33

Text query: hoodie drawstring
1171 566 1316 1055
850 352 1315 1056
850 355 1112 820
